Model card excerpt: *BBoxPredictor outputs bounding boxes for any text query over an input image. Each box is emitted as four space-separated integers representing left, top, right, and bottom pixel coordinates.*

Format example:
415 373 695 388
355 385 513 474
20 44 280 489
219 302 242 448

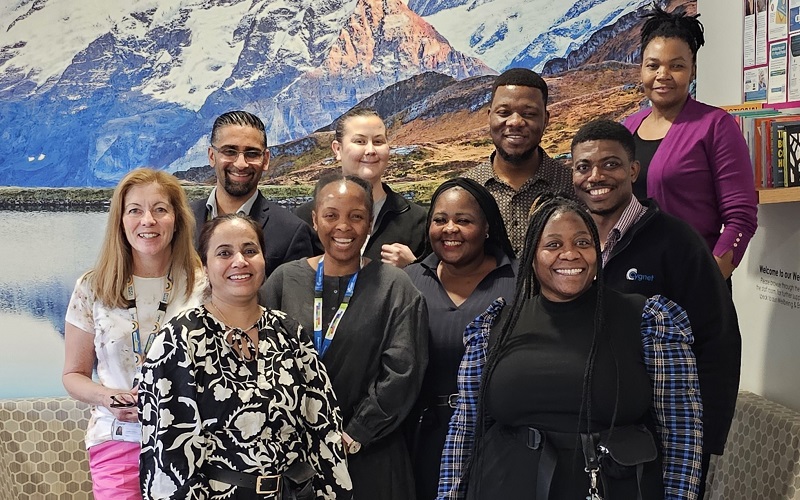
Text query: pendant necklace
209 301 261 362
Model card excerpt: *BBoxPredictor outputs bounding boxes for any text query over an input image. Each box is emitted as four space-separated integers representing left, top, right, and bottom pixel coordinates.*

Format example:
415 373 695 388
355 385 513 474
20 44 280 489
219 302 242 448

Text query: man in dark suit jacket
192 110 319 276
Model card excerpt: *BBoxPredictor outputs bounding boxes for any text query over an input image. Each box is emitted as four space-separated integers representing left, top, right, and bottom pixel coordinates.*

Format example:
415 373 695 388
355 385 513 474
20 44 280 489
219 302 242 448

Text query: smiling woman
404 178 516 500
623 4 757 281
438 194 703 500
61 168 205 500
138 213 351 499
294 108 427 268
265 173 429 500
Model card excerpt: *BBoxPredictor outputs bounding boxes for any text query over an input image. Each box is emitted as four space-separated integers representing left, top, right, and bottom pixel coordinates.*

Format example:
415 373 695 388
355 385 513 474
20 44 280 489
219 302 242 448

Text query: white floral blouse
138 306 352 499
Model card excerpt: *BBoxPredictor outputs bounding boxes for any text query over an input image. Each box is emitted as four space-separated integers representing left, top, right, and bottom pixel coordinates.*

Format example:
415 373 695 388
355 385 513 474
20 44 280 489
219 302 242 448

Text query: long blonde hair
87 168 201 308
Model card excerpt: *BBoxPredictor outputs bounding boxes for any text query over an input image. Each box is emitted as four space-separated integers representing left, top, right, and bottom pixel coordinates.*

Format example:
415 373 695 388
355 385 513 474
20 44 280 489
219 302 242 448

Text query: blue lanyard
313 257 359 358
126 270 173 368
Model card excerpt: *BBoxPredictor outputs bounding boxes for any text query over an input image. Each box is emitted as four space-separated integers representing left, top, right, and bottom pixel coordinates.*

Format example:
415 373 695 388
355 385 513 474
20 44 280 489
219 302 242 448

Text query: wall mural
0 0 693 397
0 0 693 188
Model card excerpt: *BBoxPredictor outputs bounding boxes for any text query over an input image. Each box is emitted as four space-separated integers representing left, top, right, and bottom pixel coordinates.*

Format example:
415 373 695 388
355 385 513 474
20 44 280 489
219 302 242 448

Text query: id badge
111 420 142 442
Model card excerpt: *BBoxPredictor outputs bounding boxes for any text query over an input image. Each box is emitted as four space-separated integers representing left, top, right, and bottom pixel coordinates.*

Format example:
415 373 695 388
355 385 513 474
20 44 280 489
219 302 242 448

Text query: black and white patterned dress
138 306 352 499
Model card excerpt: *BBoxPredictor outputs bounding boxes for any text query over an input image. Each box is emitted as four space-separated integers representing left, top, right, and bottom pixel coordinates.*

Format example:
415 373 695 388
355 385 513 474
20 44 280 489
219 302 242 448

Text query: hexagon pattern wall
0 398 93 499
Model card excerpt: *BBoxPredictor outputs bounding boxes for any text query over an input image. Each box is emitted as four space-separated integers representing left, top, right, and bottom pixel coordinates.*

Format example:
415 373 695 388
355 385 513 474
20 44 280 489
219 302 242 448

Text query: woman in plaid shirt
436 195 703 500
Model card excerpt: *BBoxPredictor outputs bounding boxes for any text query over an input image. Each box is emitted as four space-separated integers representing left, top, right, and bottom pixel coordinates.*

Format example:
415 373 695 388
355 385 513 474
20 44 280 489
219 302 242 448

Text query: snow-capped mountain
420 0 651 71
0 0 490 186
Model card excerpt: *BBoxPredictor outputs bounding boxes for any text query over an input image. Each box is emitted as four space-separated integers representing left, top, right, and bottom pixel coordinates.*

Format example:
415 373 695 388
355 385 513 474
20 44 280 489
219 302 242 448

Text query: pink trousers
88 440 142 500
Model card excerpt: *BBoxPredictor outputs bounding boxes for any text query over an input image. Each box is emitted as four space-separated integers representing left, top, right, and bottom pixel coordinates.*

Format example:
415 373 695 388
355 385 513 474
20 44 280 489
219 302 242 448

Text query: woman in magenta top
623 5 757 279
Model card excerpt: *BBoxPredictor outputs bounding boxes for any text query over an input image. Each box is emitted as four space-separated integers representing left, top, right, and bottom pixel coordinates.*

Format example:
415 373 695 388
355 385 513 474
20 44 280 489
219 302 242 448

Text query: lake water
0 210 108 399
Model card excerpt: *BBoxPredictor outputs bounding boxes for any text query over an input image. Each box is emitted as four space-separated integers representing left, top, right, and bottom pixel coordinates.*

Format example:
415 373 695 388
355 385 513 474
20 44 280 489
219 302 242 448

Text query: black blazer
191 191 321 277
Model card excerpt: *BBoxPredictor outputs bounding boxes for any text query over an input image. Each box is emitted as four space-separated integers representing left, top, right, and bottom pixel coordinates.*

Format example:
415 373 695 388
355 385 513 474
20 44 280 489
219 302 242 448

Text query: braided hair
641 3 705 61
467 194 620 491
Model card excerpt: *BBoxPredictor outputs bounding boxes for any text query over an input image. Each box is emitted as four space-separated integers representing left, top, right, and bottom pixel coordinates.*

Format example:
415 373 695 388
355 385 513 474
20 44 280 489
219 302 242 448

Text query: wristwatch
347 440 362 454
343 433 361 454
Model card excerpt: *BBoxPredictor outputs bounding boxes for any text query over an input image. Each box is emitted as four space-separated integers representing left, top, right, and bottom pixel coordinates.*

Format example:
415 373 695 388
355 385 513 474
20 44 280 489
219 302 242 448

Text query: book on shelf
772 120 797 188
725 103 800 189
784 123 800 187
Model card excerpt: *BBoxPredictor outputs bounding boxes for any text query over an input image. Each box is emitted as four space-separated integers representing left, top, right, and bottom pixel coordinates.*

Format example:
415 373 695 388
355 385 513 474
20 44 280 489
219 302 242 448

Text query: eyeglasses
109 394 136 409
211 145 266 164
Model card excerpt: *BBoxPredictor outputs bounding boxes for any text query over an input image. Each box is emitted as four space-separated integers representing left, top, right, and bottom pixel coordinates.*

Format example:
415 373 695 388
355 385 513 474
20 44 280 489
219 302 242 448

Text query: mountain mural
0 0 489 187
418 0 656 72
0 0 680 187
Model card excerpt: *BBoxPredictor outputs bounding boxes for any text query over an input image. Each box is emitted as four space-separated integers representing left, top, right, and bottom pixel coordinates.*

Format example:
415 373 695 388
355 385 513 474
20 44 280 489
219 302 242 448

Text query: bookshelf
757 186 800 204
723 104 800 203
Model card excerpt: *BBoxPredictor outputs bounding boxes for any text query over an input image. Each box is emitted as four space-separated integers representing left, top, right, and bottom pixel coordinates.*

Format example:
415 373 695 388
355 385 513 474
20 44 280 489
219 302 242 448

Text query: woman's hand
380 243 416 268
63 322 138 422
105 388 139 423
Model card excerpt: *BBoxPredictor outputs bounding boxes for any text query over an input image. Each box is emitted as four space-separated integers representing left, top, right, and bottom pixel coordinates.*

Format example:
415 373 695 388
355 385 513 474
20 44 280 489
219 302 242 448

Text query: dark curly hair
641 3 705 61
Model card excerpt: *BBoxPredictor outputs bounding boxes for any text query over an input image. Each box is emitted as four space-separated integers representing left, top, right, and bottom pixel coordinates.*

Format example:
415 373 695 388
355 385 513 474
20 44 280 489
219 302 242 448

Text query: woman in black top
405 178 516 499
295 108 427 267
439 195 703 500
266 174 429 500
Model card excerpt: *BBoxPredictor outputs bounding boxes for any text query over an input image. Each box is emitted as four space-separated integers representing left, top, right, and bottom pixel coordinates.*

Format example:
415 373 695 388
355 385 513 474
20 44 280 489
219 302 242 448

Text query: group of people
62 5 756 500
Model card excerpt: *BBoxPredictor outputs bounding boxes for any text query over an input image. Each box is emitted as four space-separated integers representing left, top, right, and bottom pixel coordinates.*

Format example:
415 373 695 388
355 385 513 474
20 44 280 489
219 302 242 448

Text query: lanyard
313 257 359 358
126 270 173 367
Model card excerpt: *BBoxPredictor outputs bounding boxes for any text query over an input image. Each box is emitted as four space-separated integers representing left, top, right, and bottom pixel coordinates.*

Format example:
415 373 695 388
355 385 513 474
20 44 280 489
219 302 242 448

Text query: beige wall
697 0 800 412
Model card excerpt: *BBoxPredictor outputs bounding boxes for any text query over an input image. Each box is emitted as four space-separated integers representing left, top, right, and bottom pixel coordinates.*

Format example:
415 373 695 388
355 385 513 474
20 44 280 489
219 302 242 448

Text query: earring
485 233 489 239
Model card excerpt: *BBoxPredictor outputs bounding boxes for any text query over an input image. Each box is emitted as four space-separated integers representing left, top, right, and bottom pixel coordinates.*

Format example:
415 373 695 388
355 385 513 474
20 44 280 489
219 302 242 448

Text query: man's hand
715 250 735 280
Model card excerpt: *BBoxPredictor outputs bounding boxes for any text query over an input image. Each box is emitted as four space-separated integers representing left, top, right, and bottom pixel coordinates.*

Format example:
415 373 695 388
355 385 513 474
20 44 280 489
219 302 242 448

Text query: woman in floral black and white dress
138 213 351 499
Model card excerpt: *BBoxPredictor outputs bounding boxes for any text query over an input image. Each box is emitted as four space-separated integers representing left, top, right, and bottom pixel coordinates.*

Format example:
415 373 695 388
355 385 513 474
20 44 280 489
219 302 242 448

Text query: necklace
209 301 262 362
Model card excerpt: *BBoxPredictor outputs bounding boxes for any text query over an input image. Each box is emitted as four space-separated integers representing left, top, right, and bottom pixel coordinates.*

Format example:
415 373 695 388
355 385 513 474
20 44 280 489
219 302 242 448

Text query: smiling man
571 119 742 489
191 110 319 277
464 68 574 255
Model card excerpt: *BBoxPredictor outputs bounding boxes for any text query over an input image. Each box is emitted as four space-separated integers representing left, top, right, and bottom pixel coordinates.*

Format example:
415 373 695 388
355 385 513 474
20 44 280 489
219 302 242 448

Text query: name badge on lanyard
127 271 173 377
313 257 359 358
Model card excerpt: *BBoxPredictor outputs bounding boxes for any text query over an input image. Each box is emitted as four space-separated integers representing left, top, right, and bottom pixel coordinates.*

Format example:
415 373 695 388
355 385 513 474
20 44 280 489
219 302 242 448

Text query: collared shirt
436 295 703 500
204 187 259 220
463 150 574 256
601 195 648 266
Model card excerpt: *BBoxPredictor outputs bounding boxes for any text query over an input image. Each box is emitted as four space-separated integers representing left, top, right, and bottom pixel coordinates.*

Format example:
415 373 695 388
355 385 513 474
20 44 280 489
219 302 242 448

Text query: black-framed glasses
109 394 136 408
211 145 265 164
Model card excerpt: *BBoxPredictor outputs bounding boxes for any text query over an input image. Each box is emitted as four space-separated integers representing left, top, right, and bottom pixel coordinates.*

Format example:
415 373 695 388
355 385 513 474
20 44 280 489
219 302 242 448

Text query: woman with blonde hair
63 168 204 499
295 107 427 268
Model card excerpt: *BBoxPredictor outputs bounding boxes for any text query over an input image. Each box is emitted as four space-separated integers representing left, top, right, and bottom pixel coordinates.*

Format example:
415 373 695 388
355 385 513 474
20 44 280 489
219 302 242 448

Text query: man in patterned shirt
464 68 574 255
571 119 741 496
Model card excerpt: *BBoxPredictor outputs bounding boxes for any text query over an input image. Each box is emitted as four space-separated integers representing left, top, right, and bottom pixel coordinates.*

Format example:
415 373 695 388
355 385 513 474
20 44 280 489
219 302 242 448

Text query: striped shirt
436 295 703 500
601 195 648 266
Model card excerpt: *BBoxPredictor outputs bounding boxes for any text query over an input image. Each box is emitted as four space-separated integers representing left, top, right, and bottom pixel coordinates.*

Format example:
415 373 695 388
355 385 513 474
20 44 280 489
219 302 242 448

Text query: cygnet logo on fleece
626 268 655 282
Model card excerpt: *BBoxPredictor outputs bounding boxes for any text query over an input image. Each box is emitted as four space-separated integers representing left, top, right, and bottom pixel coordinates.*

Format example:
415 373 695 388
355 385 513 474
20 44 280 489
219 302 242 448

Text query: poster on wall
769 41 789 102
788 34 800 100
746 0 757 67
758 0 769 64
790 2 800 32
745 66 770 100
769 0 789 41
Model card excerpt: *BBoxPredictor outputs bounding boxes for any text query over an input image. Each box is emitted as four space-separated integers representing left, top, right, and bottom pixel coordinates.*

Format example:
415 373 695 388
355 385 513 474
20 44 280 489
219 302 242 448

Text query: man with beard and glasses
191 110 320 277
463 68 574 255
571 119 742 493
